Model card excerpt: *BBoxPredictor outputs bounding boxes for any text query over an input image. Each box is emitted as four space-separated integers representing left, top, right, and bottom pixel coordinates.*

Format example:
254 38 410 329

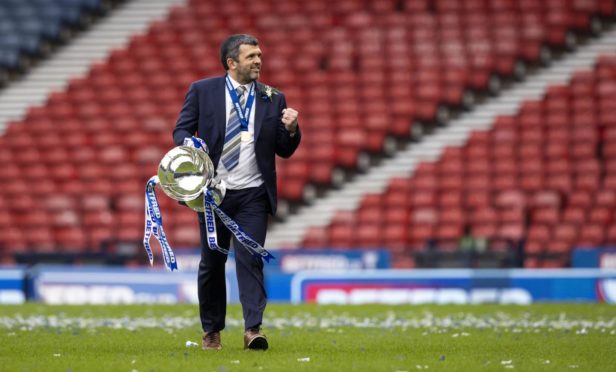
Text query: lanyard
225 75 255 131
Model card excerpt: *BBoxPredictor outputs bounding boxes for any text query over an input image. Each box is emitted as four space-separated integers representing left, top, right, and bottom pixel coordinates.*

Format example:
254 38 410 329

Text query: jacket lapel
214 77 227 143
254 82 267 141
210 77 227 167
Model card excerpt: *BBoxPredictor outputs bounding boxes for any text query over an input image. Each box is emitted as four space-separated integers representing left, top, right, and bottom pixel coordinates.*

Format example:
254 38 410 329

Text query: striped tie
220 85 246 171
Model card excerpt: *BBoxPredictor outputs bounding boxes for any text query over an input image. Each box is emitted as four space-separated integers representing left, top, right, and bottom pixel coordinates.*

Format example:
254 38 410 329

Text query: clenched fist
281 108 299 135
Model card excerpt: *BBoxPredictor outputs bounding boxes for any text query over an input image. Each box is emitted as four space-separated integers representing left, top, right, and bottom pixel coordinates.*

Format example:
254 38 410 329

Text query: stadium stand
0 0 615 266
0 0 120 87
301 54 616 268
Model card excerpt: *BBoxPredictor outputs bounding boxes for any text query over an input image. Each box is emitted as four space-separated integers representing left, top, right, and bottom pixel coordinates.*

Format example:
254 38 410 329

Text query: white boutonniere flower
260 84 279 101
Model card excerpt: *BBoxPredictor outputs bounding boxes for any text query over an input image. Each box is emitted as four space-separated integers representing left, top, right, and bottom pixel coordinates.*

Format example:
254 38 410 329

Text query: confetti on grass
1 312 614 331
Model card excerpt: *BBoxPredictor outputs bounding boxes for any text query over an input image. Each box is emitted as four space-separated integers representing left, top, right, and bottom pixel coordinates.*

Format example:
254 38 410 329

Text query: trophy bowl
157 145 215 202
184 179 226 212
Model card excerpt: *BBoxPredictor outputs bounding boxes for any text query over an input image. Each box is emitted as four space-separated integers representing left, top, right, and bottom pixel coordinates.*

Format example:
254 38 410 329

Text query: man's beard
238 66 259 83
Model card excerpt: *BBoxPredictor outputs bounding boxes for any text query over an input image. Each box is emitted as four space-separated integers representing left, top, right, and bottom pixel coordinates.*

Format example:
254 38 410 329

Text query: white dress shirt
216 75 264 190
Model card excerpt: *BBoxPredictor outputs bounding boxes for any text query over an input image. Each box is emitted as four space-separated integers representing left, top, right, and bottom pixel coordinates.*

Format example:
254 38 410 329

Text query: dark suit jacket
172 76 301 215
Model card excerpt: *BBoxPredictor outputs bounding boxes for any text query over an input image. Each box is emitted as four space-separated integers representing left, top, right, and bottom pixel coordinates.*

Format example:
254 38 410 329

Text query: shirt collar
227 74 254 92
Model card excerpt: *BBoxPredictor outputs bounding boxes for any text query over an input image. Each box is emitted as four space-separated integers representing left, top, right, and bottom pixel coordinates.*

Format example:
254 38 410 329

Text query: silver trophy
157 145 225 211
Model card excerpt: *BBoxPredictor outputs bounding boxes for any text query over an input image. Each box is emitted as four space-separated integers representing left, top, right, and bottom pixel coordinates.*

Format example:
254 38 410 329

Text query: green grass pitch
1 304 615 371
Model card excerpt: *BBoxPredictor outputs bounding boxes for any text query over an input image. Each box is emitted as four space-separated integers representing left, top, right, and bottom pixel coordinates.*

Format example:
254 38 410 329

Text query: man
172 34 301 350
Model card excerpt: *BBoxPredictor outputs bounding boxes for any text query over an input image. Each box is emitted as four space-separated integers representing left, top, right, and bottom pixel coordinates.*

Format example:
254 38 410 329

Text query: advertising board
291 269 616 304
0 266 25 304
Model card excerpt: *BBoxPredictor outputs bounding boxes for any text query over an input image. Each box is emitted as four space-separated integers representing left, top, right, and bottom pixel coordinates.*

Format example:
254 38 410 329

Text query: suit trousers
197 184 269 333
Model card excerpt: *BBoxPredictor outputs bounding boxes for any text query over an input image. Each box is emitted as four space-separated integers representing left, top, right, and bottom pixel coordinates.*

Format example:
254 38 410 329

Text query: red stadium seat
302 226 330 248
576 225 606 248
356 224 382 248
562 207 587 224
329 224 355 249
55 228 88 251
589 207 613 225
0 228 28 253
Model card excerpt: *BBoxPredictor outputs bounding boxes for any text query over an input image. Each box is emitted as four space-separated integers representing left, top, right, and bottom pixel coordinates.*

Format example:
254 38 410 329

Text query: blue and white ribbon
202 189 275 263
201 189 229 256
143 176 178 271
183 136 209 153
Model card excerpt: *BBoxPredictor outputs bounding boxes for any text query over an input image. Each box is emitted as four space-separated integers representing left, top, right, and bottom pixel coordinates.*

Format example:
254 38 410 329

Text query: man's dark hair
220 34 259 70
